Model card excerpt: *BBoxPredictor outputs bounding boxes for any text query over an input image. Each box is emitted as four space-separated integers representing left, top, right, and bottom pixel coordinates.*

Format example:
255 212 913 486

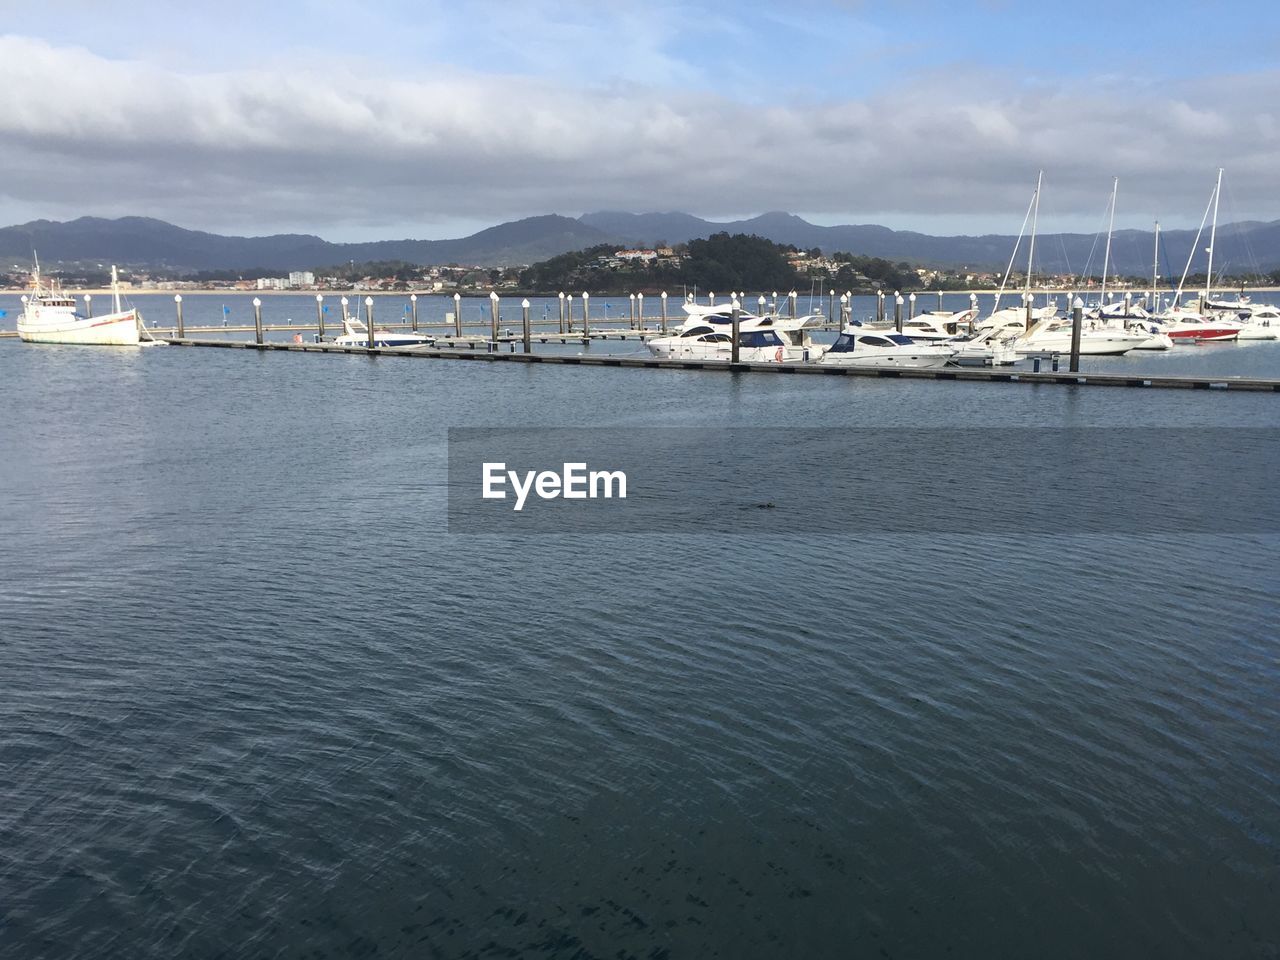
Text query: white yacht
18 263 146 346
1011 318 1149 356
1235 305 1280 340
646 325 802 362
816 330 956 368
672 302 825 352
331 318 434 348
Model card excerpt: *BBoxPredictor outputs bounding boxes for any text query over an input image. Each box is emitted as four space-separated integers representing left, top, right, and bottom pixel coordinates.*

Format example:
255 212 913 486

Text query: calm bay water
1 339 1277 958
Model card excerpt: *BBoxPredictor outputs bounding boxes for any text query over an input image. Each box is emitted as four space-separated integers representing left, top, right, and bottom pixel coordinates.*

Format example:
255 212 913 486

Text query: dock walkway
164 337 1280 392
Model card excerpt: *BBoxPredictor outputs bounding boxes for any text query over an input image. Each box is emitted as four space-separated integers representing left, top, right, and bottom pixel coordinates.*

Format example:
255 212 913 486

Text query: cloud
0 33 1276 239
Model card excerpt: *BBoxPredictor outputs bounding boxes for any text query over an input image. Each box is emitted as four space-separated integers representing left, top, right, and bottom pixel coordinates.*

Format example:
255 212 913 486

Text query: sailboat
978 171 1059 336
18 262 149 345
1091 181 1172 350
1160 169 1243 343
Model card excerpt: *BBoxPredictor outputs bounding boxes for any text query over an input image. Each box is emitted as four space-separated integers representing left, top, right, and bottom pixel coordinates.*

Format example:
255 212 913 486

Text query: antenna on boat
111 265 122 314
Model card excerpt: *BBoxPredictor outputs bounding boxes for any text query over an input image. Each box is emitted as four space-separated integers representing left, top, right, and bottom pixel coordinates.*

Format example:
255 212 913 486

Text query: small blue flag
323 305 329 313
222 305 231 315
0 309 7 318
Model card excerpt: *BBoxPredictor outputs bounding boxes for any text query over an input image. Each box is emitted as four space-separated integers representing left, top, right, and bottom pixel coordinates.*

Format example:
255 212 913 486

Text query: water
1 341 1277 958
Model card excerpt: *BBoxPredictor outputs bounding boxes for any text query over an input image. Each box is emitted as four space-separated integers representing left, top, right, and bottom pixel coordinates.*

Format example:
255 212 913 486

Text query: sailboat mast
1151 221 1160 310
1205 167 1223 302
1100 176 1117 309
112 265 121 314
1025 170 1042 302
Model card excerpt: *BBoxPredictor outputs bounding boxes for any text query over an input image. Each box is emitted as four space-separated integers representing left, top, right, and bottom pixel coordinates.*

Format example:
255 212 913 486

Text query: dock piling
253 297 263 345
877 290 885 324
410 293 418 333
789 290 798 319
558 292 566 334
489 292 499 351
894 293 904 333
340 296 350 325
582 292 590 334
731 298 741 364
453 293 462 337
522 299 531 353
1070 297 1083 372
174 294 184 339
84 293 92 319
365 297 375 352
908 292 916 321
660 291 668 332
315 293 325 338
637 292 644 328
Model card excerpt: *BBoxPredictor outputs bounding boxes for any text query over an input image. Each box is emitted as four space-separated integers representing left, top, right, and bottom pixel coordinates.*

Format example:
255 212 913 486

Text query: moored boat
331 318 434 348
646 325 803 362
816 330 956 368
18 263 144 346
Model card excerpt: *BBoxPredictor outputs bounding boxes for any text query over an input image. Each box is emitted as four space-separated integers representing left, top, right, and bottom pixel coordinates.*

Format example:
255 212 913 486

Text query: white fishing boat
18 263 147 346
815 330 956 368
331 317 434 348
646 325 803 362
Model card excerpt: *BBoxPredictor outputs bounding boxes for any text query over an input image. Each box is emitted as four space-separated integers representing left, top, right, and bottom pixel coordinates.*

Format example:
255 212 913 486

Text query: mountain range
3 212 1279 277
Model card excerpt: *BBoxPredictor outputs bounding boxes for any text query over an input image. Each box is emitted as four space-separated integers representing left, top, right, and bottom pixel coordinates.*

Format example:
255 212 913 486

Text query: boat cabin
827 332 918 352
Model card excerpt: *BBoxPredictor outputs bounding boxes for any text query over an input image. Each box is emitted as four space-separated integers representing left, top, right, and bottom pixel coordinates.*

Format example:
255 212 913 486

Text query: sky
1 0 1277 241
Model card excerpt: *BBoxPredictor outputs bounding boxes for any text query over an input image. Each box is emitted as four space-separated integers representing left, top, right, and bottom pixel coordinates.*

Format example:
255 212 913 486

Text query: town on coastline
6 233 1274 298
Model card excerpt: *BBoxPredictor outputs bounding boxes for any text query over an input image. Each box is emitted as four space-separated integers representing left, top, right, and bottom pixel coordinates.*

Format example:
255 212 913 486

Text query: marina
6 6 1280 955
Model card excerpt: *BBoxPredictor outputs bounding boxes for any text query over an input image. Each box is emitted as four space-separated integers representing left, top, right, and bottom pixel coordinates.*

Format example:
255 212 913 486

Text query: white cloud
0 33 1276 239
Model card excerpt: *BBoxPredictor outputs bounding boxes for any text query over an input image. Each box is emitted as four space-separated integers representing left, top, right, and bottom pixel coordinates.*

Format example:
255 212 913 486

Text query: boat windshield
827 333 858 353
738 330 783 347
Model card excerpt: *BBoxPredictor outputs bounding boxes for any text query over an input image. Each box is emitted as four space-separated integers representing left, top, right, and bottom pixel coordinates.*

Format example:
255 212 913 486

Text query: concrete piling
489 292 499 350
894 293 904 333
174 294 184 339
365 296 375 352
558 292 566 334
315 294 325 338
731 298 741 364
410 293 419 333
1070 297 1084 372
522 299 531 353
660 291 668 332
83 293 92 319
253 296 263 345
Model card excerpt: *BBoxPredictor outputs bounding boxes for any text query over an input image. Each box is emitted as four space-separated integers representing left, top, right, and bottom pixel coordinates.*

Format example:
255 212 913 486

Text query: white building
288 271 315 288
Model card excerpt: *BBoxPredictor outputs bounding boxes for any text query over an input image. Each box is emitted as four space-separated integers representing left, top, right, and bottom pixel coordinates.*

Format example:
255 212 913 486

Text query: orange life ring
774 347 784 362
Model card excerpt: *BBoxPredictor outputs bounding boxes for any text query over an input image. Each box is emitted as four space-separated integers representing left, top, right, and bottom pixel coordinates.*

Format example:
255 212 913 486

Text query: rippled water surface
1 341 1277 958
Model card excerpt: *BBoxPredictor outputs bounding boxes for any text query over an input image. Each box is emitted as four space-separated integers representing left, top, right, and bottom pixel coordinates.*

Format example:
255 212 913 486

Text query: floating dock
164 337 1280 391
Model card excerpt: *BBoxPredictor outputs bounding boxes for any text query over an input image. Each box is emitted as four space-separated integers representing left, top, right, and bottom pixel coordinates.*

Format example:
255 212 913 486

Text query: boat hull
1013 334 1145 356
1166 327 1239 343
817 351 954 369
18 309 141 345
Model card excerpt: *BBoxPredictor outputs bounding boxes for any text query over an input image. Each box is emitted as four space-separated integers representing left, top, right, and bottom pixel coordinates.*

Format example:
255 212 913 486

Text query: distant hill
3 212 1279 276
